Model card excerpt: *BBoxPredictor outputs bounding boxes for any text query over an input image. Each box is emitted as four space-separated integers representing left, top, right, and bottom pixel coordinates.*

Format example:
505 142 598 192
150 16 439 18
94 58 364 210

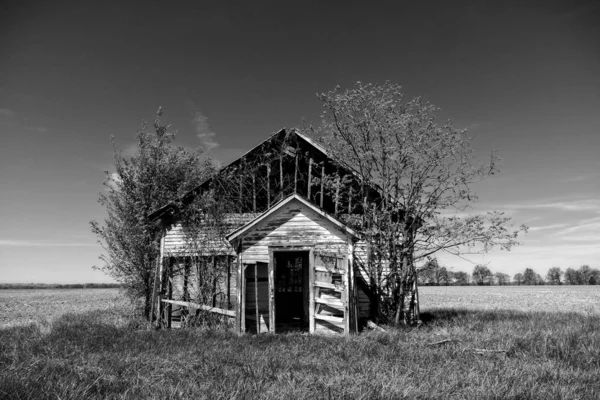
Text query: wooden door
309 252 349 334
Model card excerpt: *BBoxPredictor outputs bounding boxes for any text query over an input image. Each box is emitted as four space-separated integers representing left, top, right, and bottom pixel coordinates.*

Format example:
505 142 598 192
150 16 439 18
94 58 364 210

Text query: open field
419 285 600 315
1 286 599 399
0 288 125 329
2 285 598 330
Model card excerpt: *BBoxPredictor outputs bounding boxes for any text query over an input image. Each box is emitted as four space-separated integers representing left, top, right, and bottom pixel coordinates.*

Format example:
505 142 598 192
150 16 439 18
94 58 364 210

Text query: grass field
419 285 600 315
1 286 599 399
0 288 125 329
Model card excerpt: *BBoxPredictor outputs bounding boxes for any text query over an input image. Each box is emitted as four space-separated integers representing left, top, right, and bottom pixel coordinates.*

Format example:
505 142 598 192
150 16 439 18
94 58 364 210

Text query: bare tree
313 82 527 324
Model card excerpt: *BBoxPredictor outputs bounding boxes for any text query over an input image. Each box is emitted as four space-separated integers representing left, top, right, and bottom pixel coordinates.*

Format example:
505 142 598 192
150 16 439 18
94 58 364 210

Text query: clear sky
1 0 599 283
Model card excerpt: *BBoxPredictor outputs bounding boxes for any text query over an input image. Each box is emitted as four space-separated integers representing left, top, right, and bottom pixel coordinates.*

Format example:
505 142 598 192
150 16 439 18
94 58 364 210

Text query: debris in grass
428 338 461 346
366 320 386 332
469 348 508 355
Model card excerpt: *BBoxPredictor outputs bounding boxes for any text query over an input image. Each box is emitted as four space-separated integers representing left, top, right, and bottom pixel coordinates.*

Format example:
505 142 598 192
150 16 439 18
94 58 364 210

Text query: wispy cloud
0 109 47 132
554 216 600 236
190 105 219 151
564 172 600 183
528 223 570 232
0 108 15 117
0 239 96 247
25 125 48 133
496 198 600 214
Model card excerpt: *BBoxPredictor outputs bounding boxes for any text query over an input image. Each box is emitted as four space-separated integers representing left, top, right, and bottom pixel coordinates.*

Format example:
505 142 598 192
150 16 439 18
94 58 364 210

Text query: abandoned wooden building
149 128 411 334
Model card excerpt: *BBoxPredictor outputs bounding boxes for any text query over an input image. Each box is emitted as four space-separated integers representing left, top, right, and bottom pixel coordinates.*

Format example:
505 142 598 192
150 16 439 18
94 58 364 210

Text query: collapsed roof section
149 128 384 226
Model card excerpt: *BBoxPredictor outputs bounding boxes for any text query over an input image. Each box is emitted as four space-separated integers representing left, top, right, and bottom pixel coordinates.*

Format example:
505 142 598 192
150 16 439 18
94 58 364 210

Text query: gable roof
226 193 360 243
149 128 331 222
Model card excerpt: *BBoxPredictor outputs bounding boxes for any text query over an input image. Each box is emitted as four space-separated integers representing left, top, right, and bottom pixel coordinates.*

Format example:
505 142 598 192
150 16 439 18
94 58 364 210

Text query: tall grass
1 307 599 399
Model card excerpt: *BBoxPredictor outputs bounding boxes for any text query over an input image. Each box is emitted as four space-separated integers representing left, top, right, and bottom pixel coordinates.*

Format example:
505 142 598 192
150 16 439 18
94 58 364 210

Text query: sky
1 0 599 283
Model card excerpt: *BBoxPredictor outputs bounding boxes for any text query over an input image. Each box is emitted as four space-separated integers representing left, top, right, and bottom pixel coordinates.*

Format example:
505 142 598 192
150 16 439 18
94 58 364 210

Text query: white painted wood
160 299 235 317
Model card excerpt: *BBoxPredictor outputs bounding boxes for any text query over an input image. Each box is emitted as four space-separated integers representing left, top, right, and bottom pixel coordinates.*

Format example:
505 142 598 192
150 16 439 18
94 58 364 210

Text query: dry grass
419 285 600 315
0 288 126 329
1 286 599 399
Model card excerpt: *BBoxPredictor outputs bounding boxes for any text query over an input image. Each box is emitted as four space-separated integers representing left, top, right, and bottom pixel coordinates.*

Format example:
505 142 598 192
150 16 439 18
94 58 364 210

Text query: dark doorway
274 251 309 332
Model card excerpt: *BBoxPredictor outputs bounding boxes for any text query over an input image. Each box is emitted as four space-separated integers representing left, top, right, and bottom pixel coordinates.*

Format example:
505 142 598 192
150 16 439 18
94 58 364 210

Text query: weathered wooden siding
163 214 259 256
239 202 349 262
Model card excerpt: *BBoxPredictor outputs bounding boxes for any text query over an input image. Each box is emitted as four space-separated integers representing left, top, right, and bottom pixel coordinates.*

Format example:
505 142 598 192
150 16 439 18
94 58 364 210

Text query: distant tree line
417 259 599 286
0 283 122 290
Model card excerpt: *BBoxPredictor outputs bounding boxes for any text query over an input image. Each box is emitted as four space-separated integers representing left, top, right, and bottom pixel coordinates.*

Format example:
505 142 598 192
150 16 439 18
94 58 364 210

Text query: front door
273 251 309 331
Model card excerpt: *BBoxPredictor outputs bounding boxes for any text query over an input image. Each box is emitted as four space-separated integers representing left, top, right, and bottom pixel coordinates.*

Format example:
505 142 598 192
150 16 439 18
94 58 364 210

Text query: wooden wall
239 201 349 262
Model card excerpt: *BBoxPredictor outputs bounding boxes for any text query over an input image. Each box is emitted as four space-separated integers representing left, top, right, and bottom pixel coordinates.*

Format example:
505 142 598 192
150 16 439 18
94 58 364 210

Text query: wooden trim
343 254 350 334
309 247 315 333
167 260 173 329
236 241 243 334
268 243 315 250
254 263 259 334
348 238 358 333
241 263 247 333
268 250 275 333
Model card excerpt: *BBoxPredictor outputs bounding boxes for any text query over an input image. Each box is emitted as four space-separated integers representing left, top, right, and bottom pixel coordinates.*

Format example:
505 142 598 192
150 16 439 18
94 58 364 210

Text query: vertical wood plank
236 240 243 334
252 174 256 213
280 155 284 199
294 153 298 194
167 260 172 329
239 172 242 212
255 263 259 334
320 163 325 208
267 163 271 209
346 240 353 333
347 238 358 333
343 254 350 334
241 263 246 334
309 249 315 333
269 250 275 333
307 158 313 200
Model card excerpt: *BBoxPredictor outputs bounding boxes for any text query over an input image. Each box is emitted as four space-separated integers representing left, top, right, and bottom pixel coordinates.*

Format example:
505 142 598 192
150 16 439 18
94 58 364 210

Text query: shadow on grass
419 307 600 327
